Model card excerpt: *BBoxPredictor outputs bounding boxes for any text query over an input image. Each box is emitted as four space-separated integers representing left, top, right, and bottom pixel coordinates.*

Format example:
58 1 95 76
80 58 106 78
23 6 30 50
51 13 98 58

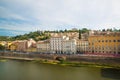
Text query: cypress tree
79 29 81 39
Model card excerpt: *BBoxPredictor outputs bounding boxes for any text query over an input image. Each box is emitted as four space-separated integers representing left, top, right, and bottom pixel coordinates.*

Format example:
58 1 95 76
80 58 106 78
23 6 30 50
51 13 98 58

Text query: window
113 40 116 42
102 47 104 50
118 52 120 54
98 40 100 42
114 52 116 54
106 40 108 42
118 40 120 42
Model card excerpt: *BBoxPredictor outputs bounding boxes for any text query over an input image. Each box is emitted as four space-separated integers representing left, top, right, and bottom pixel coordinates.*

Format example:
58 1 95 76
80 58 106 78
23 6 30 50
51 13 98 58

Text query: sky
0 0 120 36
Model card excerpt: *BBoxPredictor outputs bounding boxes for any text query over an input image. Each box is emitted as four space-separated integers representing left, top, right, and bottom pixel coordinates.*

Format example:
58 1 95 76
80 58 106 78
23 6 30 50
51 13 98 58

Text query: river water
0 60 120 80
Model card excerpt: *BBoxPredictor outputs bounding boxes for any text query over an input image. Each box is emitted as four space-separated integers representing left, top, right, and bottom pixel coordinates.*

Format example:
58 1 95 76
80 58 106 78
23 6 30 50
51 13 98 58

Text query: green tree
59 30 64 33
81 28 89 33
79 29 81 39
0 44 5 50
64 29 67 32
102 29 106 32
113 27 119 32
0 36 9 41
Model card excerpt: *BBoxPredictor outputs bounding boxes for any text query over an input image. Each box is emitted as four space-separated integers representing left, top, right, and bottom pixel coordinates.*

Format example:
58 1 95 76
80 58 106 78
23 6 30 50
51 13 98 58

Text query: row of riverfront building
1 30 120 54
37 30 120 54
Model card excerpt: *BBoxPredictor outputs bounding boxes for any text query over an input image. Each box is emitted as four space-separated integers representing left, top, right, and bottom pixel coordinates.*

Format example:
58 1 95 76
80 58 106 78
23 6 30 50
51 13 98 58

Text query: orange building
88 32 120 54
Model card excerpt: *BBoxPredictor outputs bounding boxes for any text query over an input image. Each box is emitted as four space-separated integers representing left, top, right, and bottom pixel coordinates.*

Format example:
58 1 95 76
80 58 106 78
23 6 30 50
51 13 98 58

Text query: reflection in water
0 60 120 80
101 68 120 79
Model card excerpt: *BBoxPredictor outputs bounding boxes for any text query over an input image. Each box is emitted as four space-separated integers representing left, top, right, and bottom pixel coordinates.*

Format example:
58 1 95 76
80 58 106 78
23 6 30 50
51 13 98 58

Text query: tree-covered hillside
0 31 50 41
0 28 89 41
0 28 119 41
10 31 50 41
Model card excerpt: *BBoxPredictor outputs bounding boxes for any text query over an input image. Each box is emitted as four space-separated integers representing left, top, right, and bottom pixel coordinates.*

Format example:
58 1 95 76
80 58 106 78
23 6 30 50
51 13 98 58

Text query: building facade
9 39 36 52
16 40 28 51
50 36 64 54
62 39 77 54
9 42 18 51
88 32 120 54
37 40 50 53
50 36 77 54
77 40 89 54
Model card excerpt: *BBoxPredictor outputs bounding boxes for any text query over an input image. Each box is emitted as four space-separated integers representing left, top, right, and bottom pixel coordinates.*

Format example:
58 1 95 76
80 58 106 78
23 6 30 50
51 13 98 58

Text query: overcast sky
0 0 120 36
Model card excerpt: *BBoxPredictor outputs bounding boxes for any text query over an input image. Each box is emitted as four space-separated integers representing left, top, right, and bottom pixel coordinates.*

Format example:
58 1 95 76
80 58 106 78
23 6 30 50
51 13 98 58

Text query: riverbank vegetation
0 57 120 69
30 58 120 69
0 58 7 62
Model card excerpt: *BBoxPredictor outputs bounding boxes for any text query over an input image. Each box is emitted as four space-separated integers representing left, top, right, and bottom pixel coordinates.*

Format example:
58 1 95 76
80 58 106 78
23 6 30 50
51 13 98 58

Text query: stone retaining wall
0 52 120 67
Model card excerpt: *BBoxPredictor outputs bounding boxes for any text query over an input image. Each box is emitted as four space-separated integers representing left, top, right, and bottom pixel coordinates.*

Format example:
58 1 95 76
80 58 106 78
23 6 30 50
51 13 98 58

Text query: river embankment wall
0 52 120 67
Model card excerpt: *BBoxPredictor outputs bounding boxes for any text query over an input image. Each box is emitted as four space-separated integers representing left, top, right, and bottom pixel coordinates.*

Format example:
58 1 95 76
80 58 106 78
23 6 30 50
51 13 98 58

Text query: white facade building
63 39 76 54
77 40 89 53
50 36 63 53
50 36 77 54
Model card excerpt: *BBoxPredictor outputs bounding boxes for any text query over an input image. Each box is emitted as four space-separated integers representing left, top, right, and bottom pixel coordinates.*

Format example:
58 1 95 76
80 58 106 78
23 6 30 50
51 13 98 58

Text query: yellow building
26 48 37 52
88 32 120 54
0 41 13 50
7 41 12 50
9 44 17 51
0 41 6 46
